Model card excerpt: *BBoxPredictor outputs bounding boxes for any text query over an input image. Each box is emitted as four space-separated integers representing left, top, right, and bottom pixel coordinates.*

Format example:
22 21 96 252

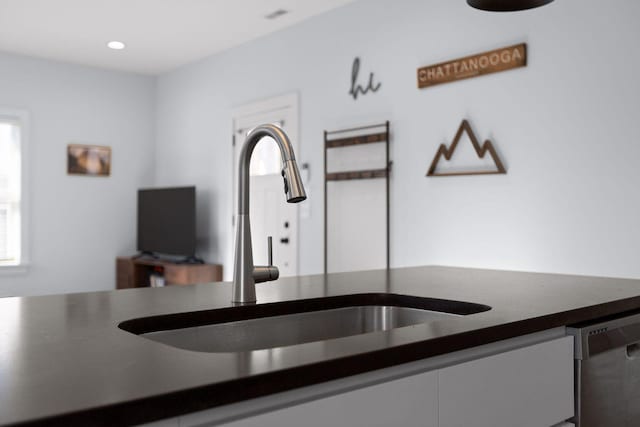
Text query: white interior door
232 98 299 277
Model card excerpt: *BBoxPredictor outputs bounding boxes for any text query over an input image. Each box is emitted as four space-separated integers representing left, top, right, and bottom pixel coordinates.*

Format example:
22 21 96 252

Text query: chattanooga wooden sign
417 43 527 89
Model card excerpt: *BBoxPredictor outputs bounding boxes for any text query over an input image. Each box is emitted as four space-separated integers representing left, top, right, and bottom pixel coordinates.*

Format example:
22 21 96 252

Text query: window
0 109 27 268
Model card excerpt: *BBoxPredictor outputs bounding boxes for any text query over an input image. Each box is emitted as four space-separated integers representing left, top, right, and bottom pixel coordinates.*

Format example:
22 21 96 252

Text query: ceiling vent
265 9 289 20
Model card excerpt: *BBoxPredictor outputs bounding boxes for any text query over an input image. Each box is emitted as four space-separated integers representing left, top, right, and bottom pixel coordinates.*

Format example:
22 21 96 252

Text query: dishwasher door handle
627 343 640 359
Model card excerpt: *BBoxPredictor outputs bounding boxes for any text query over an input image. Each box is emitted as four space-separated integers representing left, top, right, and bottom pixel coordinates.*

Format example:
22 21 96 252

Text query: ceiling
0 0 358 75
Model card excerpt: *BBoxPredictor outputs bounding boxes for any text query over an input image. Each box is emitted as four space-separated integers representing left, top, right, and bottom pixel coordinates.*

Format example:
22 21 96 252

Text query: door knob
280 238 290 244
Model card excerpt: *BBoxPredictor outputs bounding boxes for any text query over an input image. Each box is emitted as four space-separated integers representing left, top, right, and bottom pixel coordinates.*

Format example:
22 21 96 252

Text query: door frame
230 92 300 276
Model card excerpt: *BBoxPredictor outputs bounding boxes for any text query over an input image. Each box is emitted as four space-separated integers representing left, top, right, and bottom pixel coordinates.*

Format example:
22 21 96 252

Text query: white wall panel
0 53 155 296
154 0 640 280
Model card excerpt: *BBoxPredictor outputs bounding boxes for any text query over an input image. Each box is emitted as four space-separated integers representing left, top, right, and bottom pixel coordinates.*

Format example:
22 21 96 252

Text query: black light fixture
467 0 554 12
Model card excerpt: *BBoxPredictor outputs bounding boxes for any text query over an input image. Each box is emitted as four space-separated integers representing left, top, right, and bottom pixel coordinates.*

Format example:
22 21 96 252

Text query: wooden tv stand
116 256 223 289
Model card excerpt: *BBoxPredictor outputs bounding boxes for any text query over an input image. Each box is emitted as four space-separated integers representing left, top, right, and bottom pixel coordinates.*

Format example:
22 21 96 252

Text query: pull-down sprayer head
236 124 306 215
282 159 306 203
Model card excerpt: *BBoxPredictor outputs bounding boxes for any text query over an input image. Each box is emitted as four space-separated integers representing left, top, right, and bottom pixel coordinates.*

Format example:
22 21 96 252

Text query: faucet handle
253 236 279 284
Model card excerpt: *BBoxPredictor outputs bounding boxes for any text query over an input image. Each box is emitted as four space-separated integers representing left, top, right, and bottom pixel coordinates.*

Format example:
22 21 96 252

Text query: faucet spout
232 124 307 304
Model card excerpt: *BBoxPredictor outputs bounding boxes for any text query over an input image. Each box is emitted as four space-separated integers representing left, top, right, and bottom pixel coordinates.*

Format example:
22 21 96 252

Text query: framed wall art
67 144 111 177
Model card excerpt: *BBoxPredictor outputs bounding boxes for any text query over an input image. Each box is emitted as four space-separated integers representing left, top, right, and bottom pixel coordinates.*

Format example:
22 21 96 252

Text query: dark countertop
3 266 640 426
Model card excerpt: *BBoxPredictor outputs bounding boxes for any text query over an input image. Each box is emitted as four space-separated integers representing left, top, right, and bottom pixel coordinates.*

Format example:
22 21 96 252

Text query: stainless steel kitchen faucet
232 124 307 303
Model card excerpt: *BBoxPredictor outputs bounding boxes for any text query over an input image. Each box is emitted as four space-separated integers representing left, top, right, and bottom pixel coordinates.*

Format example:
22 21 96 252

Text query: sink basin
119 294 491 353
139 306 453 353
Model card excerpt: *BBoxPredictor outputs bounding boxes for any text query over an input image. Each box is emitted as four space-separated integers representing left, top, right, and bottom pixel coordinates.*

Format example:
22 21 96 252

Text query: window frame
0 108 29 274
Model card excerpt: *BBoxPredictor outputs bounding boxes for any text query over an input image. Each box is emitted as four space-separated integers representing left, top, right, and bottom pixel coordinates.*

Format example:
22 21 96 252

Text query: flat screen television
137 186 196 257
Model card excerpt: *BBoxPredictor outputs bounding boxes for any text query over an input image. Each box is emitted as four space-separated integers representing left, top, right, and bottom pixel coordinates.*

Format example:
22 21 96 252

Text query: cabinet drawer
219 370 438 427
439 336 574 427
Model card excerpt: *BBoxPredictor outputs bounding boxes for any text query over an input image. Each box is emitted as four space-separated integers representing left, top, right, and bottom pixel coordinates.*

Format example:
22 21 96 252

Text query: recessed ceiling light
107 41 126 50
265 9 289 20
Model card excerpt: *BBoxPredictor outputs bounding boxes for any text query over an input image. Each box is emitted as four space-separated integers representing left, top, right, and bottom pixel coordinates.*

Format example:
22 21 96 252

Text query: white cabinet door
438 336 574 427
222 370 438 427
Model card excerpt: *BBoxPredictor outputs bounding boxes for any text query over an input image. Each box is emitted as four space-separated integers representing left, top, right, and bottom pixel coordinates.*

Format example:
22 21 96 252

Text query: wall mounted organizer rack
324 121 391 274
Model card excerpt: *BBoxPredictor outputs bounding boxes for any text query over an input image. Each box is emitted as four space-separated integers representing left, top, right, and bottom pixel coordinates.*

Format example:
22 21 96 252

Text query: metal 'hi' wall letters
349 57 381 100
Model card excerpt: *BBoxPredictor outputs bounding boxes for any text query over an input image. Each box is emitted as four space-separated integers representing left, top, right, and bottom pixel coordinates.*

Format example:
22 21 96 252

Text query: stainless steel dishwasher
568 312 640 426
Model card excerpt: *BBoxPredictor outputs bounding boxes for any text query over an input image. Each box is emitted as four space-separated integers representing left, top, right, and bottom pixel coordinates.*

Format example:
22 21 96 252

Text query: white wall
155 0 640 281
0 52 156 296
